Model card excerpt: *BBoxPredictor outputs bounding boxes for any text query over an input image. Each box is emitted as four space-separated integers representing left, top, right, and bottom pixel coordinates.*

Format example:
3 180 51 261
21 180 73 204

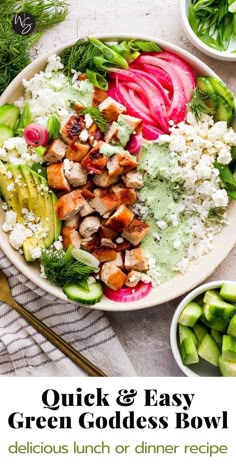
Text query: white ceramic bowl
1 33 236 311
170 280 233 376
180 0 236 61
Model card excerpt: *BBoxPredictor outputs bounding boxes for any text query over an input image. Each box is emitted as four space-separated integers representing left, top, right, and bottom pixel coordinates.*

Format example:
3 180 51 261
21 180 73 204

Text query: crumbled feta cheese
63 158 72 173
217 147 232 165
115 237 124 244
54 239 63 251
85 113 93 129
1 202 8 210
7 183 14 191
156 220 168 230
173 240 181 250
79 128 89 142
212 189 228 207
8 224 32 250
30 247 42 260
45 54 64 73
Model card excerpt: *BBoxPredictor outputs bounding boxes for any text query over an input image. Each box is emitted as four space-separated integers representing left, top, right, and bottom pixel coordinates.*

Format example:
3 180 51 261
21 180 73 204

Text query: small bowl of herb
180 0 236 61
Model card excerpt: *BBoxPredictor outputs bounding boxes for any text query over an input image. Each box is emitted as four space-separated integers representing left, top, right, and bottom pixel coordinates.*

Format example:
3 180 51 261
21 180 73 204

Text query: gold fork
0 269 107 377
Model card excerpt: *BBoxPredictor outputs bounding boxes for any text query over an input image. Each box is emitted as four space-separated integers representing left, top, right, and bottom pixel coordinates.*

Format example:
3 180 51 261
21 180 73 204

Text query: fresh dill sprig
78 106 109 133
41 246 94 287
188 88 213 121
60 38 99 75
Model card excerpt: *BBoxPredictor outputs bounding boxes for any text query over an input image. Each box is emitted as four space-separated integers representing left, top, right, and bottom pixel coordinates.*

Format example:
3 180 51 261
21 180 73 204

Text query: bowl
180 0 236 61
1 33 236 311
170 280 234 376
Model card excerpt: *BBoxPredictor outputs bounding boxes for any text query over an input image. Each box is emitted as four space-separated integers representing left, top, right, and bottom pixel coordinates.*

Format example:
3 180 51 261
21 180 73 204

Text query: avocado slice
0 161 22 220
8 164 30 210
20 164 39 213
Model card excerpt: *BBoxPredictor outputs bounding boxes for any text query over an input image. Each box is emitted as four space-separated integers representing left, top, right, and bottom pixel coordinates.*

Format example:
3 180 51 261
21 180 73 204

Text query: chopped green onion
88 37 129 69
47 113 61 141
128 39 162 52
86 69 108 90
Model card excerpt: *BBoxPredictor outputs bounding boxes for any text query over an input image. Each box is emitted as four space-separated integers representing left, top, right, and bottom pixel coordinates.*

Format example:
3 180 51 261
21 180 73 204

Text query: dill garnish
0 0 69 95
60 38 99 75
188 88 213 121
41 246 94 287
78 106 109 133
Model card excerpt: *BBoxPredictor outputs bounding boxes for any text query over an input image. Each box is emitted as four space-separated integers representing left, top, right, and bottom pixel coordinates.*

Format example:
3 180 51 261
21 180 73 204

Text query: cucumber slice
208 77 235 109
0 124 14 147
214 95 233 125
227 314 236 337
220 282 236 303
178 325 198 347
196 77 218 112
193 322 208 344
63 281 103 305
178 301 202 327
222 335 236 362
211 329 223 349
180 337 199 365
218 355 236 377
203 290 235 321
198 333 220 367
0 104 19 129
72 248 100 268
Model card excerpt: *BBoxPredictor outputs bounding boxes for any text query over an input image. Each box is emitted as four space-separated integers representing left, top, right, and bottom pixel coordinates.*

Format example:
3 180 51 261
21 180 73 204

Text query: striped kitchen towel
0 250 136 377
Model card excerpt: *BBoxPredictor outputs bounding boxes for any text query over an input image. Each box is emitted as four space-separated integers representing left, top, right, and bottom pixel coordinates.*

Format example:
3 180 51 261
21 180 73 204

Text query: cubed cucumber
201 310 228 333
193 322 208 344
208 77 235 109
63 281 103 305
218 355 236 377
214 95 233 126
203 290 235 321
196 77 218 113
227 314 236 337
222 335 236 362
198 333 220 367
0 124 14 147
180 337 199 365
178 325 198 347
0 104 19 129
220 282 236 303
211 329 223 350
178 301 202 327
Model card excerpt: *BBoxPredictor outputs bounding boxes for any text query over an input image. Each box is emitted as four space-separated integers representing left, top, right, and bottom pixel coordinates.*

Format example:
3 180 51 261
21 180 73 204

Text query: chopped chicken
101 262 127 290
93 87 109 106
122 219 150 246
107 153 138 176
125 270 142 288
46 162 70 192
79 215 101 238
113 252 124 268
101 238 117 249
90 188 120 216
44 139 67 163
82 141 108 174
63 214 80 228
65 141 90 162
98 97 126 122
105 121 119 143
64 161 88 187
118 154 138 173
124 248 148 272
81 187 94 199
112 184 137 204
106 204 134 232
99 225 118 240
88 123 104 147
93 170 120 188
115 241 132 251
122 170 144 189
61 226 81 249
55 189 85 220
119 114 143 133
80 234 100 252
80 200 94 217
92 247 117 262
60 115 85 143
107 154 124 177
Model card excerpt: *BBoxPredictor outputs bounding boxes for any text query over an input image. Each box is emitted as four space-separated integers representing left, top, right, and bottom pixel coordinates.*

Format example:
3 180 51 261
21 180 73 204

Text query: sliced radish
103 282 152 302
24 124 49 147
126 133 143 154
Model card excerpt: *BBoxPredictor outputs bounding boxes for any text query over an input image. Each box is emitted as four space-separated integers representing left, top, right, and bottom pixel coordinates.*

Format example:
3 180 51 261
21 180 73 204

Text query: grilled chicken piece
65 141 90 162
55 189 85 220
46 162 70 192
44 139 67 163
125 270 142 288
63 214 80 228
81 187 94 199
60 115 85 143
92 87 109 106
122 170 144 189
82 141 108 174
80 200 94 217
90 188 120 216
64 161 88 187
105 121 119 143
99 97 126 122
122 219 150 246
80 233 100 252
106 204 134 232
113 252 124 268
88 123 104 147
115 241 132 252
99 225 118 240
100 238 117 249
119 114 143 133
92 247 117 262
93 170 120 188
61 226 81 249
124 248 148 272
111 184 137 205
107 154 138 176
118 154 138 173
79 215 101 238
101 262 127 290
106 155 124 177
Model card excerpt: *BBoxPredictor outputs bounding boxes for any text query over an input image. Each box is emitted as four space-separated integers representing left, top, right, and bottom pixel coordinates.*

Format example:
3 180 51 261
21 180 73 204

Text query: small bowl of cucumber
170 281 236 377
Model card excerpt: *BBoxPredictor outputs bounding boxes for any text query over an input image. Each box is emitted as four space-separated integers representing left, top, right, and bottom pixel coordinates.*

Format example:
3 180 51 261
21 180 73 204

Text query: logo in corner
12 12 35 36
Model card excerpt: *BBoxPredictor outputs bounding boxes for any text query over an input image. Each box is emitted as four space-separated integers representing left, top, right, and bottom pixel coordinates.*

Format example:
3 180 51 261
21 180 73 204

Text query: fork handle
10 299 107 377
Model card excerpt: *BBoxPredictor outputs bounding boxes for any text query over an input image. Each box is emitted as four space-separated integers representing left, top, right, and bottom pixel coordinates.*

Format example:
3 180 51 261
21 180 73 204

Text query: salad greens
189 0 236 51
